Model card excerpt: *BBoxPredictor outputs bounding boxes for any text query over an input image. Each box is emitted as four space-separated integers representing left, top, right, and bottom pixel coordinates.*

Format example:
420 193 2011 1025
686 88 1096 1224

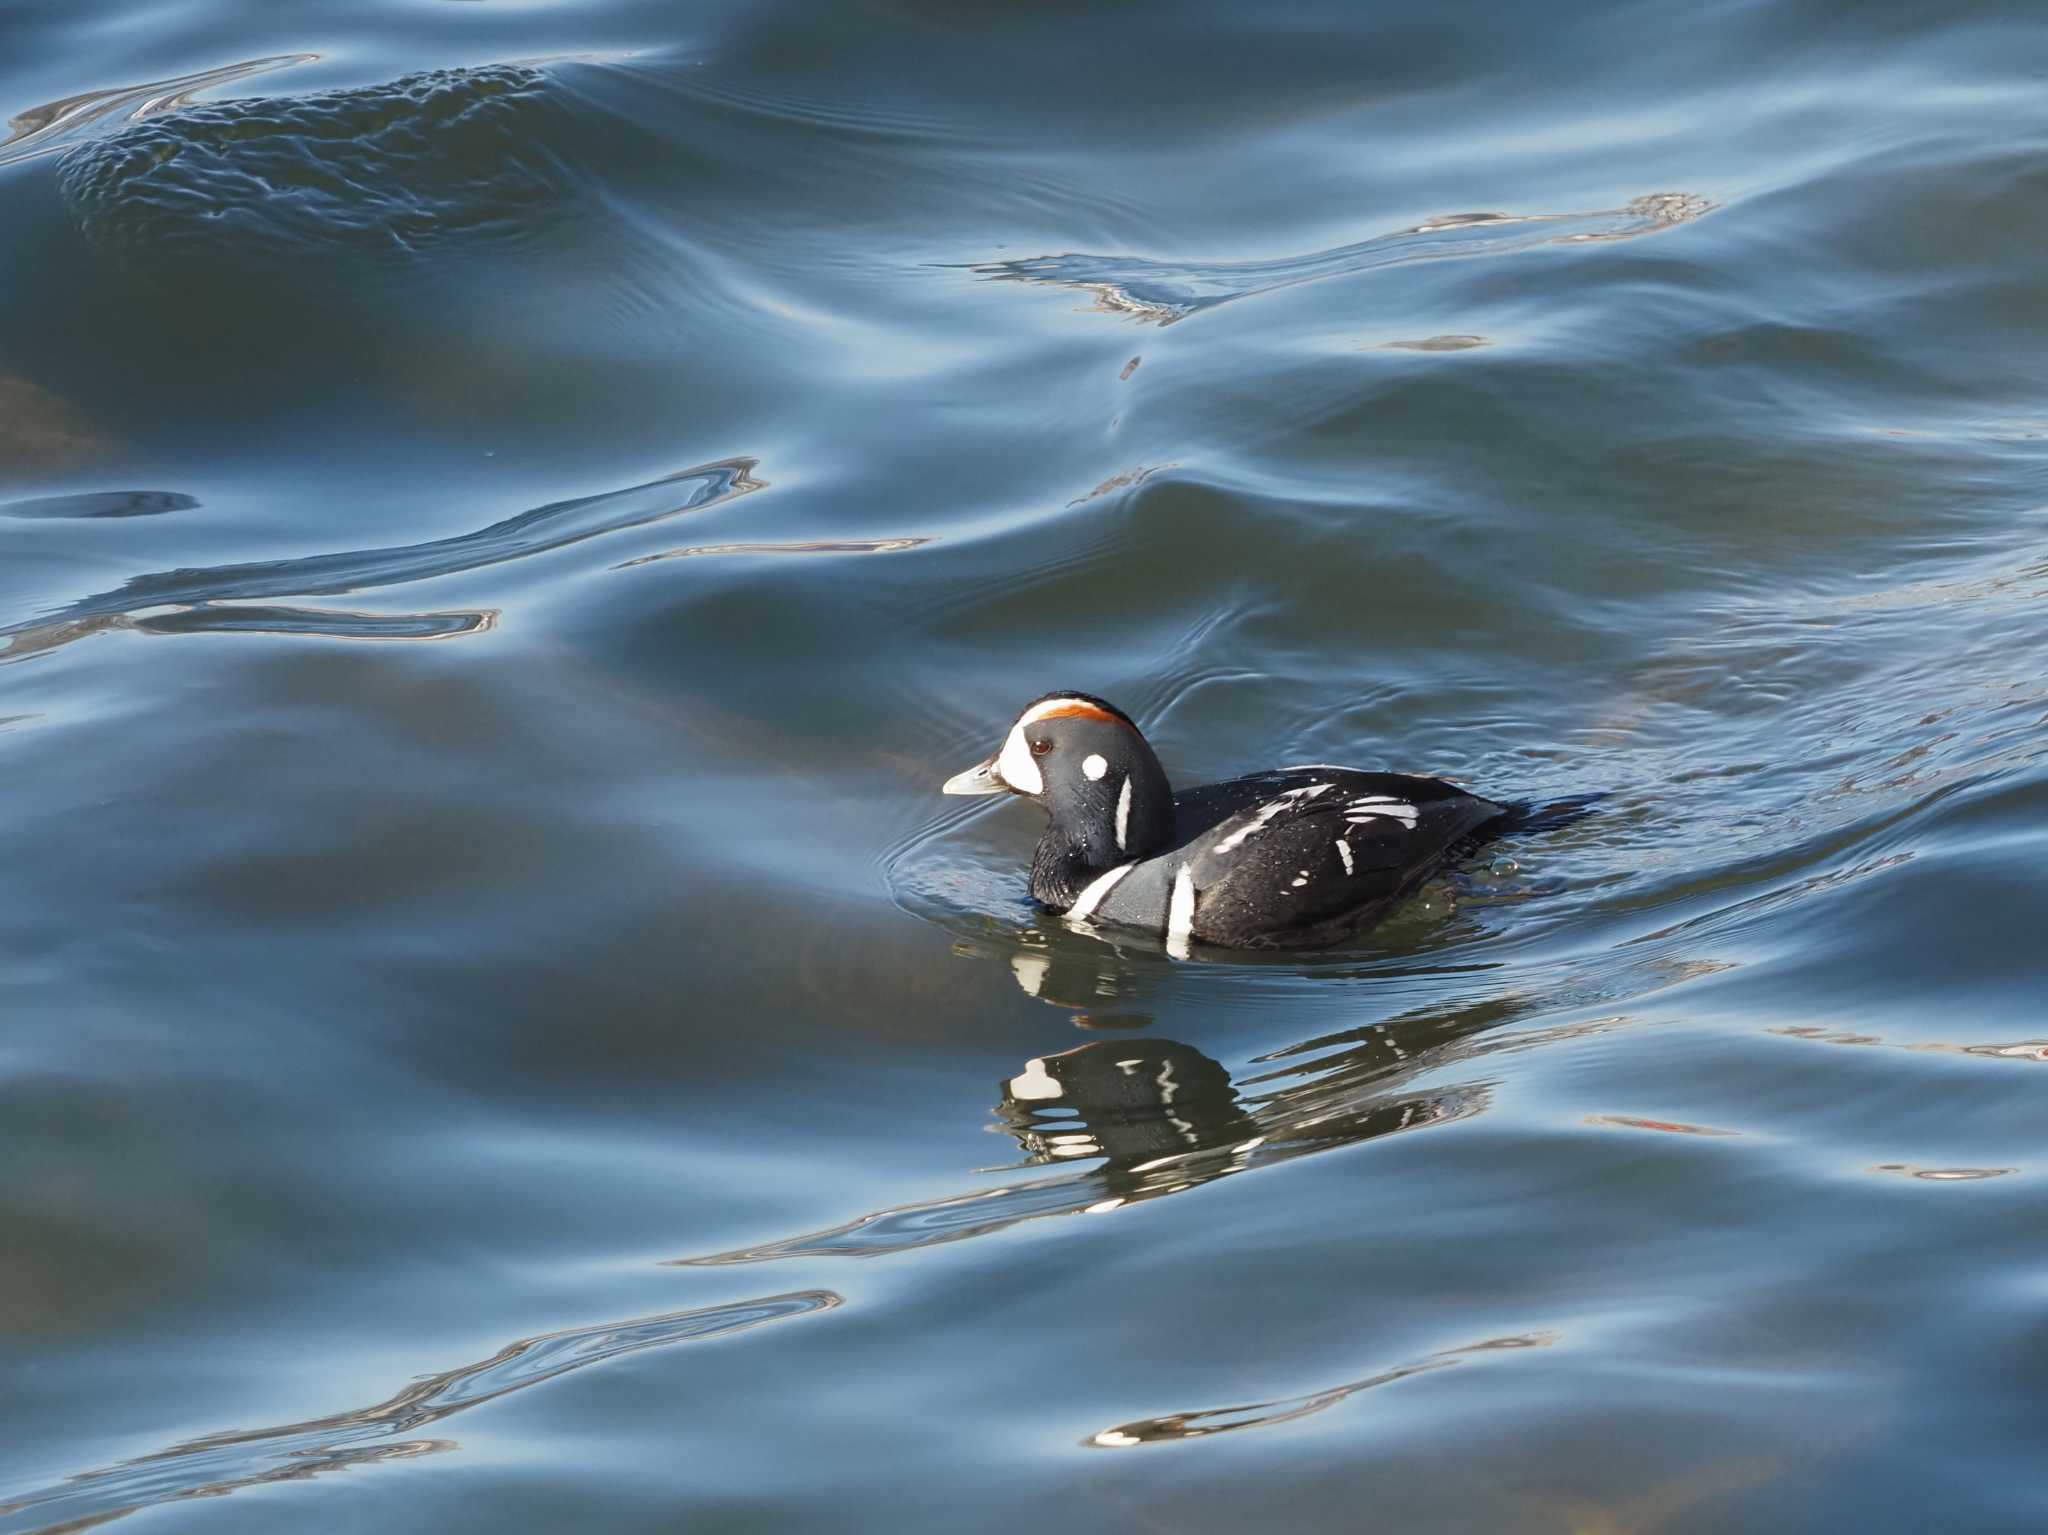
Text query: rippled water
3 2 2044 1531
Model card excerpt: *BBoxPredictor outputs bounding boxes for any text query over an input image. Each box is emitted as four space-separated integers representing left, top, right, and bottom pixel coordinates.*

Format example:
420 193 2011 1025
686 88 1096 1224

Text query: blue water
3 2 2045 1530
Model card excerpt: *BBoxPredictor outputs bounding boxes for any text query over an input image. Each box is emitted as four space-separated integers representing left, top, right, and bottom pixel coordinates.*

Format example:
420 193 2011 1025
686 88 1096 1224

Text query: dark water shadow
0 457 761 662
0 1290 839 1535
1377 333 1491 352
54 64 578 276
0 491 196 520
970 192 1712 324
135 605 499 641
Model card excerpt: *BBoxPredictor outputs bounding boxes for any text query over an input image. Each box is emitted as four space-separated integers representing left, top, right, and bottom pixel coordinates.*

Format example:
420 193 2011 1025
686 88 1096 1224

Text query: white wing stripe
1210 783 1331 854
1345 800 1419 828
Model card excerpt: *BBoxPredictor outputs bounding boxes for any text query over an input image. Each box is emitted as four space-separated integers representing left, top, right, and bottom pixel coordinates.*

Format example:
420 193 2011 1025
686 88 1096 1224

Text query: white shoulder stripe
1164 864 1196 959
1068 862 1135 923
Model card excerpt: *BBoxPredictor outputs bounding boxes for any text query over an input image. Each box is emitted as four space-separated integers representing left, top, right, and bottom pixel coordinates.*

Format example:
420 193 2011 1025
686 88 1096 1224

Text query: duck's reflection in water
1003 933 1160 1031
671 993 1598 1267
994 896 1501 1032
997 1038 1255 1177
993 1030 1481 1217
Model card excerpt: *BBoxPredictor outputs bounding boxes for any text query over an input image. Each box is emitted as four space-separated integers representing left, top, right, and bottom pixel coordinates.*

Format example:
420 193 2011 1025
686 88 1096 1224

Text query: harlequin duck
942 692 1511 955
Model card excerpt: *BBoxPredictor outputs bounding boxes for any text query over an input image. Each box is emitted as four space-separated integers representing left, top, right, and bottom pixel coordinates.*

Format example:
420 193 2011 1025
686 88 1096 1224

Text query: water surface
3 2 2045 1531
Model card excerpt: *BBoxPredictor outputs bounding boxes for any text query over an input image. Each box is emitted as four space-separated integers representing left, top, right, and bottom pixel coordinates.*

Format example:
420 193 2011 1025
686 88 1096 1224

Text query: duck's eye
1030 737 1054 757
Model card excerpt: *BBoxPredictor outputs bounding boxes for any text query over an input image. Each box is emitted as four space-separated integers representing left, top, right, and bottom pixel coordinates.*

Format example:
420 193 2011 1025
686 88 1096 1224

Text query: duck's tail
1490 791 1608 838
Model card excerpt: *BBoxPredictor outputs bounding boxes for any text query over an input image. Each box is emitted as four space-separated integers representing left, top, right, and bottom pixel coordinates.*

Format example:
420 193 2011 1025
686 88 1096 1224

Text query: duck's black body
943 692 1512 955
1080 766 1505 952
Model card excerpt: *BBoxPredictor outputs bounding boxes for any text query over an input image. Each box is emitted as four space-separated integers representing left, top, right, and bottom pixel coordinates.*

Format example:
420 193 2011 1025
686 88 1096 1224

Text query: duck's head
942 692 1175 907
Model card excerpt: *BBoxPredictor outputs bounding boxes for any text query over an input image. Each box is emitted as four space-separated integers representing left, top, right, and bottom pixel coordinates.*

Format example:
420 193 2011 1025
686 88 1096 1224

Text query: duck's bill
942 756 1008 795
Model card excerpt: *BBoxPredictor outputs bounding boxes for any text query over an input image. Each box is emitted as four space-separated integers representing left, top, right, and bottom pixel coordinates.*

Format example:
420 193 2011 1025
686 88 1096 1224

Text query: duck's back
1079 767 1505 952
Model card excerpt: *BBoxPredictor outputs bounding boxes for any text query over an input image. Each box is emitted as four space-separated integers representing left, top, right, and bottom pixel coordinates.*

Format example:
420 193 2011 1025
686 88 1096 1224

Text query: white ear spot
1082 753 1108 780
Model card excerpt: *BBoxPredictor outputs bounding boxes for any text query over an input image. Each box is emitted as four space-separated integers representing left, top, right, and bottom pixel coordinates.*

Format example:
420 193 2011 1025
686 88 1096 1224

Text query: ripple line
0 1290 839 1535
134 605 498 641
613 535 927 569
1869 1164 2017 1182
1085 1332 1558 1448
0 457 762 662
970 192 1713 325
0 54 314 168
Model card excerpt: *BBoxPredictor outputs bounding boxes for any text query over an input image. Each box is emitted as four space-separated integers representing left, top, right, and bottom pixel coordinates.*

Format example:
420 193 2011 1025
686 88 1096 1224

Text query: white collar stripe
1068 862 1135 922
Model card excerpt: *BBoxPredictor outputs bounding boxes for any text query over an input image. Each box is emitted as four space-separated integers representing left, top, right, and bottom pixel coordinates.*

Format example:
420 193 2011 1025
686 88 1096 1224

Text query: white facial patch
1115 776 1133 850
996 723 1043 796
1082 752 1108 780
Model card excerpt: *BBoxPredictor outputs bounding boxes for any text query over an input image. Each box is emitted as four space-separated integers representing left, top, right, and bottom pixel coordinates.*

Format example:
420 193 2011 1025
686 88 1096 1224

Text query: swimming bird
942 691 1512 955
